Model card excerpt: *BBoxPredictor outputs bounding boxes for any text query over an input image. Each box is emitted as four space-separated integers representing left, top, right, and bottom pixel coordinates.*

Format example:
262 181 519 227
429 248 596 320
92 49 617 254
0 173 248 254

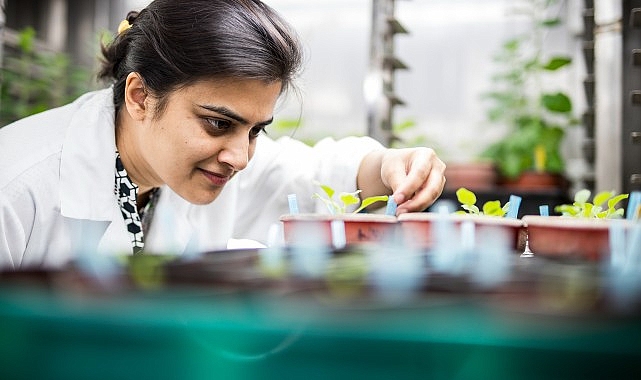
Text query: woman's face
133 77 282 205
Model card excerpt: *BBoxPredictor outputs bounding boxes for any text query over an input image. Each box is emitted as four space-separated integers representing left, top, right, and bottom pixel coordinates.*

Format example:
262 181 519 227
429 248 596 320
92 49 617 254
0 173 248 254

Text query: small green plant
554 189 629 219
313 182 388 214
455 187 510 217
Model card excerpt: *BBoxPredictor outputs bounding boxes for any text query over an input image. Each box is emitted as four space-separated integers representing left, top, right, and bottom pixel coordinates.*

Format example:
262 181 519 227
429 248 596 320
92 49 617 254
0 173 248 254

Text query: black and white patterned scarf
114 152 159 254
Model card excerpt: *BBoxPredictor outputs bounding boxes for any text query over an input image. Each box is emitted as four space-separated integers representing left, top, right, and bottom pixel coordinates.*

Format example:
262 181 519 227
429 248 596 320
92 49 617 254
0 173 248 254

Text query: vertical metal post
366 0 408 147
581 2 596 192
0 0 5 114
622 1 641 193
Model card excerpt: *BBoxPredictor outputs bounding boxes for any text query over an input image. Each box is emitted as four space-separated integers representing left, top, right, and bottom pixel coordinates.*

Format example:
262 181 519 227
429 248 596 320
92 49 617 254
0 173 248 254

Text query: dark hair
98 0 303 115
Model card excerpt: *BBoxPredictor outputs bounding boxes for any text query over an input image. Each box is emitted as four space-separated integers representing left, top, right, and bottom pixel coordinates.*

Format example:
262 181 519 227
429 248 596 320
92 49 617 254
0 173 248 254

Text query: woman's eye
205 118 232 134
249 126 266 138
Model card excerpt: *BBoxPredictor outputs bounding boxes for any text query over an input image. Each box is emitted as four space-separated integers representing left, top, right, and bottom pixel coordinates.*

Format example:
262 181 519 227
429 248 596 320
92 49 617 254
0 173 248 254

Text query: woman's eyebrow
198 104 272 126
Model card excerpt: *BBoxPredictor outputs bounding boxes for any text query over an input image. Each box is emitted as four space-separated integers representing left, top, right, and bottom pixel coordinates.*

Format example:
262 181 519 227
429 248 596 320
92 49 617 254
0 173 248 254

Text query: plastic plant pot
280 213 398 248
522 215 635 261
398 212 526 252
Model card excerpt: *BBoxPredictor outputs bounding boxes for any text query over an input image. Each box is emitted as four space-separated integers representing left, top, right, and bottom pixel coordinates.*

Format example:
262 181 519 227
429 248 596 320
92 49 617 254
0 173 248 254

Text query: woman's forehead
168 78 282 119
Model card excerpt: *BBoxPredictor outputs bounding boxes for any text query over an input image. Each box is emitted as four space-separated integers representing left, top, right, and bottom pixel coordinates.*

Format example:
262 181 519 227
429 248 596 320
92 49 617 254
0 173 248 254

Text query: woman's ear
123 72 149 121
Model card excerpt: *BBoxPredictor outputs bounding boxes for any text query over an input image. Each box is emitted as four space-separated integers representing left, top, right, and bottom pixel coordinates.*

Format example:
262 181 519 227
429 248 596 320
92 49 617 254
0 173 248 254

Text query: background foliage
1 27 95 126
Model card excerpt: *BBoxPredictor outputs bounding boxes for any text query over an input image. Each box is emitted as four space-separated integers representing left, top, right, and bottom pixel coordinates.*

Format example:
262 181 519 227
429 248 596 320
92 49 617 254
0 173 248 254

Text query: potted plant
398 187 526 252
280 183 396 248
478 0 579 191
522 189 633 261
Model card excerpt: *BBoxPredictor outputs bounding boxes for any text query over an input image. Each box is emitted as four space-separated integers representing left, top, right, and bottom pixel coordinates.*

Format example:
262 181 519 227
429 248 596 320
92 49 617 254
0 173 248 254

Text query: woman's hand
357 147 446 214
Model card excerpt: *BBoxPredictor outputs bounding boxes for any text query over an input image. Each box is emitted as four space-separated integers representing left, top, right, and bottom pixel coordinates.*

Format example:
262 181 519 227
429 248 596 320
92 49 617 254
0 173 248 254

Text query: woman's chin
180 189 223 205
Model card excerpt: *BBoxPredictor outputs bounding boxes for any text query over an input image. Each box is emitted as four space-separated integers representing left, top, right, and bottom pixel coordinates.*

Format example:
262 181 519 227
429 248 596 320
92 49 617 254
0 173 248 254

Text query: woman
0 0 445 269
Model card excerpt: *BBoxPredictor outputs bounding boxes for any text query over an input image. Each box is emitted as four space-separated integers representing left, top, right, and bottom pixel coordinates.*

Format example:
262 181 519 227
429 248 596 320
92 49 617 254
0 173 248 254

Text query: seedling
455 187 510 217
554 189 629 219
313 182 388 214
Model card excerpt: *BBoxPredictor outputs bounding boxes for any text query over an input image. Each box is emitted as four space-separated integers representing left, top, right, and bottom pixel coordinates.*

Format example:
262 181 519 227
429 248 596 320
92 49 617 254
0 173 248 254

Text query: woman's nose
218 135 249 171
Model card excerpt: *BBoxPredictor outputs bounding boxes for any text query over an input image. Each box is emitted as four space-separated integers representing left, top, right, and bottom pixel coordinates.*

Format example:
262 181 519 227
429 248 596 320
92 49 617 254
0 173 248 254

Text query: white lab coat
0 88 383 269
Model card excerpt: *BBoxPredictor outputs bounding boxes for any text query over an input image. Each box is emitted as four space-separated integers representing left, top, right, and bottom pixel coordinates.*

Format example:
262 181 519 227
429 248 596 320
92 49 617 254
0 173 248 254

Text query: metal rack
582 0 596 191
366 0 409 146
623 1 641 193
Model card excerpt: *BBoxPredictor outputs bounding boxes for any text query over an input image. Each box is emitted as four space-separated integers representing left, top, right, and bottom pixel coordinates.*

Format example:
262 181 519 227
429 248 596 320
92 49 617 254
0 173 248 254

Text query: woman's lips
200 168 231 186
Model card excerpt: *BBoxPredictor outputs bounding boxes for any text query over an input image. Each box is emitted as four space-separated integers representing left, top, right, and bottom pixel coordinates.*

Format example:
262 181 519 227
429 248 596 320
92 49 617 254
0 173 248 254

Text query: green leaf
456 187 477 206
320 184 335 199
592 191 614 207
540 18 562 27
574 189 591 204
608 193 629 210
483 200 505 216
272 118 302 132
541 92 572 113
353 195 389 214
610 209 625 218
554 204 579 216
542 56 571 70
339 192 361 207
596 210 608 218
503 38 520 51
461 204 480 215
393 119 416 132
18 27 36 54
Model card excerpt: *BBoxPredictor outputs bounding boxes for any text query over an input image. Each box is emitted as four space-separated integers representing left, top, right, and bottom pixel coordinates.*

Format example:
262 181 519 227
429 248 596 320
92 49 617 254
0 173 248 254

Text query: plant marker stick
539 205 549 216
432 205 460 274
506 195 522 219
460 220 475 252
474 226 510 289
331 219 346 249
609 220 626 271
625 222 641 270
287 193 299 214
260 223 286 276
626 191 641 220
267 223 285 248
385 196 397 216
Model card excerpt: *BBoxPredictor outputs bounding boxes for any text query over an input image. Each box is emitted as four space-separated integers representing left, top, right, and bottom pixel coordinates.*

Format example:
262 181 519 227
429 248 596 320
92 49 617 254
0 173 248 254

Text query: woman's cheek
247 144 257 163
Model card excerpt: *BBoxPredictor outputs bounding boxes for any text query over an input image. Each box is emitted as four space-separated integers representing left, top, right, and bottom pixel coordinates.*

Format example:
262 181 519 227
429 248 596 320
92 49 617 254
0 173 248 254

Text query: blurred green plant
479 0 579 180
391 118 429 148
455 187 510 217
1 27 94 126
313 182 388 214
270 117 323 146
554 189 629 219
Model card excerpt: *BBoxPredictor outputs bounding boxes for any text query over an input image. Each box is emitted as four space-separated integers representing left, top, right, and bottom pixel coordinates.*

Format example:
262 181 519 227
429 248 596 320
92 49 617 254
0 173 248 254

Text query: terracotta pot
444 161 497 191
398 212 526 252
280 213 398 247
500 171 569 191
522 215 634 261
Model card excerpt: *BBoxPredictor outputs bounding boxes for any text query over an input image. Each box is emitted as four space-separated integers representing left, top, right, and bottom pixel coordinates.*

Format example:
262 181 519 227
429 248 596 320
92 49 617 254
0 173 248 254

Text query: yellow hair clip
117 19 132 35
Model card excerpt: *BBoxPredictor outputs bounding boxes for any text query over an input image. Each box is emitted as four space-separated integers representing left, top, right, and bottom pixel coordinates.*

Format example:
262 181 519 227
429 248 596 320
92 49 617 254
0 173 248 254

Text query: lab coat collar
145 187 197 255
59 89 118 221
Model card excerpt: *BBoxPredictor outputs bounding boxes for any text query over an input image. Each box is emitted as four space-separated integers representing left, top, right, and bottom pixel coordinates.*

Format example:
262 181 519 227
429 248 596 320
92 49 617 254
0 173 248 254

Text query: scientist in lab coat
0 0 446 270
